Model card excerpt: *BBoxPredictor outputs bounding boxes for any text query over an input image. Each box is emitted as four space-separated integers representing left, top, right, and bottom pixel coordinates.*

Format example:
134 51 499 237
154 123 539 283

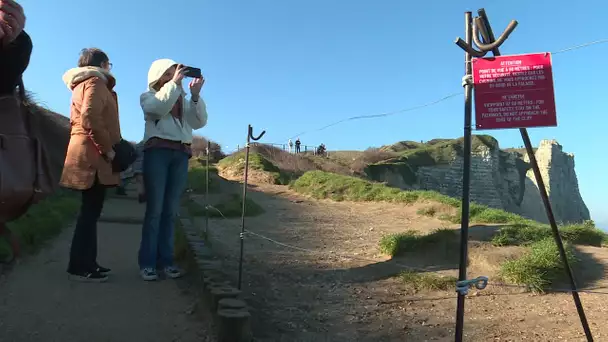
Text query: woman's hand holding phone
189 76 204 100
172 63 204 99
172 64 187 84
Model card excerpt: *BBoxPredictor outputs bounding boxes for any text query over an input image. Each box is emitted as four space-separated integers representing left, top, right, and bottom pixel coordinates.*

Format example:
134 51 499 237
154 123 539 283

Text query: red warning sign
472 53 557 130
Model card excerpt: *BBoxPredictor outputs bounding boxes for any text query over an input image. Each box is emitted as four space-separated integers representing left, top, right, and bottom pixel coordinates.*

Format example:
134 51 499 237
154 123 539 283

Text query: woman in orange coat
60 48 121 282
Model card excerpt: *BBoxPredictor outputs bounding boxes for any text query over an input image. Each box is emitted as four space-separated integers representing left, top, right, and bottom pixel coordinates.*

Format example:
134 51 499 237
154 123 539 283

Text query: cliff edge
365 135 590 224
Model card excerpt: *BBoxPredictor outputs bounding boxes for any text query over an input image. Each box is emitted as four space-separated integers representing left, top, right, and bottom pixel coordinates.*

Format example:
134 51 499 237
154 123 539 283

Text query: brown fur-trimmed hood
62 67 116 90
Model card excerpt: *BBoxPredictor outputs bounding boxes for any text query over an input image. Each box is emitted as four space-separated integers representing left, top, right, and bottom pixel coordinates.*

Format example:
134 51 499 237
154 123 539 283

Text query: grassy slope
291 170 604 240
290 170 527 225
187 157 219 193
186 156 265 218
217 151 290 184
215 139 598 292
291 170 605 292
0 191 80 262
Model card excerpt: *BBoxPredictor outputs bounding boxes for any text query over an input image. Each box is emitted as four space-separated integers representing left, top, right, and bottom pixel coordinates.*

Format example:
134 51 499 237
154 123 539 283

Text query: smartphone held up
182 66 202 78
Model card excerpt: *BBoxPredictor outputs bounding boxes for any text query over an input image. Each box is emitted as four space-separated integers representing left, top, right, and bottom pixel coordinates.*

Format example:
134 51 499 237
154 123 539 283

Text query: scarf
170 95 183 123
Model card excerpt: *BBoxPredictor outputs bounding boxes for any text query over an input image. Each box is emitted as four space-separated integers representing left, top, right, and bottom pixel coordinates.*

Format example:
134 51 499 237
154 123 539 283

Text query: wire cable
287 92 462 141
204 204 608 296
281 38 608 142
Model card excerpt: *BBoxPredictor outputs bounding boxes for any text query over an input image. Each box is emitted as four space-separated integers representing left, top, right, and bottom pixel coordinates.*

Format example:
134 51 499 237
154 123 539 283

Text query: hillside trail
196 174 608 341
0 189 213 342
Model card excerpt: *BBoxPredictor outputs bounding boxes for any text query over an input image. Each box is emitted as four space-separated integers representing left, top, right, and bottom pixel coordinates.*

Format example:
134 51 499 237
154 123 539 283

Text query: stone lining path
0 192 213 342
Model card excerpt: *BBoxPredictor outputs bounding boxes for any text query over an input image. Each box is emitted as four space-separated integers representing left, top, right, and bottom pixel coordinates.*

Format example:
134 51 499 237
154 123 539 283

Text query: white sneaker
140 268 158 281
163 266 183 279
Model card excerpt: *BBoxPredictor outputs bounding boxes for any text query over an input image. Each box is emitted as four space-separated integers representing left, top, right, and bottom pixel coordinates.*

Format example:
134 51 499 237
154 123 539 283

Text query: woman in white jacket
138 59 207 281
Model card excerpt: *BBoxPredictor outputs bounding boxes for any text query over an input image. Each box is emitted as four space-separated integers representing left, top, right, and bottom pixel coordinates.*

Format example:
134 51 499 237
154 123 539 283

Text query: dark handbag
0 94 56 223
0 31 57 223
112 138 137 173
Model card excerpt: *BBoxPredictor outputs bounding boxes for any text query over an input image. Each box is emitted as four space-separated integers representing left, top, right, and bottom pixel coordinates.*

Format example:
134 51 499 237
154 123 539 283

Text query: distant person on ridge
295 138 301 153
317 143 326 156
288 139 293 153
138 60 208 281
60 48 122 282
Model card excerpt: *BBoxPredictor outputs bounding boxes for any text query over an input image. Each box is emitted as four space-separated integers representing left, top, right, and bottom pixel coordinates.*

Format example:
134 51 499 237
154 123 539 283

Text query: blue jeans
138 148 189 270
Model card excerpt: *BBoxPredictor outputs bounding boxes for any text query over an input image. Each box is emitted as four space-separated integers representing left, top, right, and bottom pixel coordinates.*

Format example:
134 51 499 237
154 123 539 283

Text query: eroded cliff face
520 140 590 224
367 137 589 224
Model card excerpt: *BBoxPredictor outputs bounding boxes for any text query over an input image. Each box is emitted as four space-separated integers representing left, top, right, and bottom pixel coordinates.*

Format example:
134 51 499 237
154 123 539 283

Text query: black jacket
0 31 32 95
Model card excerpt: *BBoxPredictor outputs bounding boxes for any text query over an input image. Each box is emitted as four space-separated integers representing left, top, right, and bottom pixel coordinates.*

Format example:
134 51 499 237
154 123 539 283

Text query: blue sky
18 0 606 228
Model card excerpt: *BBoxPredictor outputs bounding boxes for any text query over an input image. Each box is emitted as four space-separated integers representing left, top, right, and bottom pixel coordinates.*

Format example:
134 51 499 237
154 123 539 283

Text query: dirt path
0 193 213 342
193 179 608 342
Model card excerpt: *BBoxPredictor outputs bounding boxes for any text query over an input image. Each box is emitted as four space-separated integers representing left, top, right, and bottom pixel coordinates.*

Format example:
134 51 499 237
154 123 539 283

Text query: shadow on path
0 193 213 342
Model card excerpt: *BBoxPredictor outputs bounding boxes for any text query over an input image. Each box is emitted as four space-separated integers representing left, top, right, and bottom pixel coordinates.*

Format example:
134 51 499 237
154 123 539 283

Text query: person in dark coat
295 138 301 153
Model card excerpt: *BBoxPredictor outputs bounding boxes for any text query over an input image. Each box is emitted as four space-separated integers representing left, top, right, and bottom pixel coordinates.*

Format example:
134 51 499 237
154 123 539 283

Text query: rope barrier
204 204 608 296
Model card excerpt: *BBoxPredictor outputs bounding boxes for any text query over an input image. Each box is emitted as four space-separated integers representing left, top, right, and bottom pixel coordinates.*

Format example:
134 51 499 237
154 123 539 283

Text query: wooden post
210 287 242 312
217 309 252 342
219 298 247 311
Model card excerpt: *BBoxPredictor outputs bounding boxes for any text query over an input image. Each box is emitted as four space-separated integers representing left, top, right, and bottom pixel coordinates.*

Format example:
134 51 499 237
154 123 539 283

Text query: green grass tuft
187 167 217 193
491 224 548 246
187 158 218 194
417 206 437 217
379 228 458 257
560 222 607 246
0 191 80 262
399 271 457 292
499 238 577 293
492 220 606 247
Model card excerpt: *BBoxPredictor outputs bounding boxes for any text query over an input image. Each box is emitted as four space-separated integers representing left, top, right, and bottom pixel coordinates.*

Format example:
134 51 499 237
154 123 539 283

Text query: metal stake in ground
238 124 266 290
453 10 517 342
204 140 211 237
454 12 474 342
473 8 594 341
